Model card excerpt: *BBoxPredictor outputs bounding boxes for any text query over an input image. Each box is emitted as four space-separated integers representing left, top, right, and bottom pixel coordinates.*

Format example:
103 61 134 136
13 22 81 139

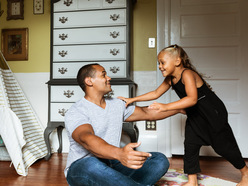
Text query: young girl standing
118 44 248 186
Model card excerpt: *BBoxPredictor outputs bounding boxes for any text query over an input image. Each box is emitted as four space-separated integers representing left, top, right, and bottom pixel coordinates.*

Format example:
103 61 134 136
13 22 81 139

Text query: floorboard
0 153 247 185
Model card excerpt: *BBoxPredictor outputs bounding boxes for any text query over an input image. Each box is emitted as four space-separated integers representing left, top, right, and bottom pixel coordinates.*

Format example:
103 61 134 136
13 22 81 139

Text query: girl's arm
149 70 199 112
118 77 171 107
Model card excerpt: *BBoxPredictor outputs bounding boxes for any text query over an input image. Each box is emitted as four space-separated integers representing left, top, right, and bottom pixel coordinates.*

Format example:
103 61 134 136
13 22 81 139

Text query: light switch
148 38 155 48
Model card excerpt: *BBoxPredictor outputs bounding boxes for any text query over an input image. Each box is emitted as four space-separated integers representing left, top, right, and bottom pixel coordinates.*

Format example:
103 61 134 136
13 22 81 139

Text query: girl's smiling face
157 51 180 77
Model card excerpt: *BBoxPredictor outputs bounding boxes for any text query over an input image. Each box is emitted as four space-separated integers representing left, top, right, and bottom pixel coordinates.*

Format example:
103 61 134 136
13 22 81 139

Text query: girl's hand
180 109 186 115
148 101 168 112
117 96 133 107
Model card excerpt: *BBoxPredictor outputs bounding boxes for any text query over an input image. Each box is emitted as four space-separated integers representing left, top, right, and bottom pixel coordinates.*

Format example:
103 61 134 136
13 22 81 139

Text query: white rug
156 169 237 186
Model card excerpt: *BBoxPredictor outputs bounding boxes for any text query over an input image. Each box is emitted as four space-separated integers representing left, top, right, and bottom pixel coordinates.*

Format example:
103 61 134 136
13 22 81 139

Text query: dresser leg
44 126 54 160
57 126 64 153
123 123 139 143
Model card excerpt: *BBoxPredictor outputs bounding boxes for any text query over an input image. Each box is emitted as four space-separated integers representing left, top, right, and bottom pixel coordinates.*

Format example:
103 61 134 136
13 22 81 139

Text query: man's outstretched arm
125 106 181 122
72 124 151 169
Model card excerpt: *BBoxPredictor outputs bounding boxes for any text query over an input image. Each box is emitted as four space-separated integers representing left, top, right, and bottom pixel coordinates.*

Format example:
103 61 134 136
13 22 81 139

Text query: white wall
14 72 69 153
133 71 159 152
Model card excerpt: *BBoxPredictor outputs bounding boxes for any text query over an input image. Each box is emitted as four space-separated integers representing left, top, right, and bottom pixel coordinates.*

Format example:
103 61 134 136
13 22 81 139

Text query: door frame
156 0 173 157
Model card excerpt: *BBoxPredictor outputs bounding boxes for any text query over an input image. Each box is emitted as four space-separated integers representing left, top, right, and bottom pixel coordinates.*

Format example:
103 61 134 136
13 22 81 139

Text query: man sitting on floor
64 64 181 186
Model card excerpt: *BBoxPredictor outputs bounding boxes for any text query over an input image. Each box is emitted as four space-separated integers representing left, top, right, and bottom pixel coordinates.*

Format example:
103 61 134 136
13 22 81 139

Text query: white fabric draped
0 52 47 176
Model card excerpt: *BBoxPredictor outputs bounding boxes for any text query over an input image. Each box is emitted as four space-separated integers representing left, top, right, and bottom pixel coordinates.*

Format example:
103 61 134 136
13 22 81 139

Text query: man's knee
149 152 170 172
67 157 109 186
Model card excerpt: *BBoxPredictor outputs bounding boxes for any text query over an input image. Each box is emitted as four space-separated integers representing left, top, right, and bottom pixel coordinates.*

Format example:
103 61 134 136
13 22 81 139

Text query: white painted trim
156 0 173 157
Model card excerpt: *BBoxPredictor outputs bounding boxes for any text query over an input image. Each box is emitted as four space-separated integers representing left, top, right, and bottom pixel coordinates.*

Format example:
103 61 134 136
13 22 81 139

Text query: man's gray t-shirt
64 97 135 177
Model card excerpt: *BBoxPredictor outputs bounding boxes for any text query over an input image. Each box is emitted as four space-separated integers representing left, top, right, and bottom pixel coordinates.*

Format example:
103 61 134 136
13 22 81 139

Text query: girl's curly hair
159 44 212 90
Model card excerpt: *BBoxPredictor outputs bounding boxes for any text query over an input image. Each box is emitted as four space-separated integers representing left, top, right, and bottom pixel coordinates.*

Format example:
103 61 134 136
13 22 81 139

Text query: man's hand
125 106 181 122
117 142 151 169
148 101 167 112
148 102 187 114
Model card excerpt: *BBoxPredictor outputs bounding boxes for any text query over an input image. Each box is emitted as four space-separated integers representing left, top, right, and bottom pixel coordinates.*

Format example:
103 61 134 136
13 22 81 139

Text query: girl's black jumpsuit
171 69 245 174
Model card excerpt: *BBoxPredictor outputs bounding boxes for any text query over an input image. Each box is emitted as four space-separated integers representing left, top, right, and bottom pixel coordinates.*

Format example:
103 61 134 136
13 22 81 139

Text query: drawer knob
110 66 120 74
59 17 68 24
105 0 115 4
104 91 114 98
58 108 68 117
110 31 119 39
59 33 68 40
64 0 73 6
58 67 68 74
64 90 74 98
110 48 119 56
110 14 120 21
58 50 68 57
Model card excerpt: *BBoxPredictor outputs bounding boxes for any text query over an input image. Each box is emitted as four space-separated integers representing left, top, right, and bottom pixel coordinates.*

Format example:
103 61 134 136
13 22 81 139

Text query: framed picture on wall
1 28 28 61
7 0 24 20
33 0 44 15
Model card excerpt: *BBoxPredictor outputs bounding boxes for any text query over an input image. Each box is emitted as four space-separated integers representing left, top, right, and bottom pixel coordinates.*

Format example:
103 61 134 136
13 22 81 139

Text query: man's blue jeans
66 152 169 186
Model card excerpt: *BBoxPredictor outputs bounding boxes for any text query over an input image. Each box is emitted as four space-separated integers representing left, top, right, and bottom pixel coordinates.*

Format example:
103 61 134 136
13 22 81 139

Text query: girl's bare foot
182 174 198 186
182 182 198 186
237 165 248 186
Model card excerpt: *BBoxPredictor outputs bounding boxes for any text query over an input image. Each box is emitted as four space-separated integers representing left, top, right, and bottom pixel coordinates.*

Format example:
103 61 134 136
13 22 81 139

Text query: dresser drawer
51 85 84 102
50 84 130 121
102 0 127 9
53 61 127 79
54 0 126 12
54 26 126 45
53 44 126 61
106 85 129 98
54 9 126 29
50 84 129 102
50 102 73 122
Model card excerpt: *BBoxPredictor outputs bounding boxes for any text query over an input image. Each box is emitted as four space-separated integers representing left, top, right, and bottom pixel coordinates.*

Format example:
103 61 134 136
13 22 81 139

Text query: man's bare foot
237 165 248 186
182 174 198 186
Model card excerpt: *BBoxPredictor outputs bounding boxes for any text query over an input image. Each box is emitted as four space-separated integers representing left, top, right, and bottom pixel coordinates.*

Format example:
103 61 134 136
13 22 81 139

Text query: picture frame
1 28 28 61
0 2 4 17
7 0 24 20
33 0 44 15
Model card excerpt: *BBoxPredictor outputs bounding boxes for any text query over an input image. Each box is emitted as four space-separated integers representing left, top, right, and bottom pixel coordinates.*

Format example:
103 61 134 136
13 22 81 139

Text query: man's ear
84 77 93 87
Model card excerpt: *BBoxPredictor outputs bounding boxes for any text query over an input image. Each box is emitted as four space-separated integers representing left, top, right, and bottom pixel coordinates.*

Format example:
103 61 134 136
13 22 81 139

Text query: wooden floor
0 153 247 185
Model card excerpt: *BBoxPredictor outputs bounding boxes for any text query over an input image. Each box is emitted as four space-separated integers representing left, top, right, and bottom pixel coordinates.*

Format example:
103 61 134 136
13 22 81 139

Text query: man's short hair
77 63 100 91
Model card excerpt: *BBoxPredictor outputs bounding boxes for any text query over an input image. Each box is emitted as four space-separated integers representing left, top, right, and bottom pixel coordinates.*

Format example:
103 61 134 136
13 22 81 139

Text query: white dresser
44 0 137 160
